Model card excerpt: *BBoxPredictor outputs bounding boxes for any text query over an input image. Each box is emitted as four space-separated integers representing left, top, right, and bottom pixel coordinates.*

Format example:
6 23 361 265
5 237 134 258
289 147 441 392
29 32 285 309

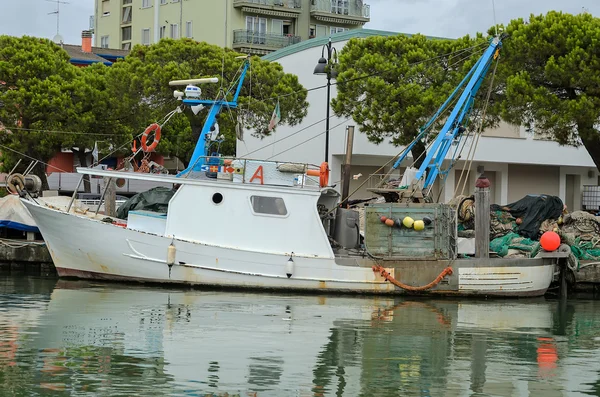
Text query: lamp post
314 37 338 163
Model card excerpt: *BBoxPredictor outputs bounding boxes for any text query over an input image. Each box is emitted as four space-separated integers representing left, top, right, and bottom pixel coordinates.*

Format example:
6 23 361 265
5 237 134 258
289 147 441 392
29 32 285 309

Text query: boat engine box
333 208 360 250
364 203 456 260
127 210 167 236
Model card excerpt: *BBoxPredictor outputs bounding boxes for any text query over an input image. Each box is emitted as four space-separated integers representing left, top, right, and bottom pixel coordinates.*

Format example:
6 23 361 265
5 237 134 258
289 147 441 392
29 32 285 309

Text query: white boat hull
23 199 558 297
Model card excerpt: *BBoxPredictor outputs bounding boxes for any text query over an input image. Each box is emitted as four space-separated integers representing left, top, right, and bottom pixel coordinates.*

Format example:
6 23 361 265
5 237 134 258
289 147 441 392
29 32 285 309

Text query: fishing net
490 195 564 240
490 210 517 239
489 232 540 258
449 194 475 231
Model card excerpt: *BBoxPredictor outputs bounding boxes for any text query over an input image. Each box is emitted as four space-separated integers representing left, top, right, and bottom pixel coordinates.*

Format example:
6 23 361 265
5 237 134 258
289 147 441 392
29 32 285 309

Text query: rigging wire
454 54 500 198
245 44 487 164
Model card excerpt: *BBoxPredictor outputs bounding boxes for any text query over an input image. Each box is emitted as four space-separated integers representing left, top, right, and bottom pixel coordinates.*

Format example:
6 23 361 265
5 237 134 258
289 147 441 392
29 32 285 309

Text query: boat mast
391 35 504 191
177 57 250 176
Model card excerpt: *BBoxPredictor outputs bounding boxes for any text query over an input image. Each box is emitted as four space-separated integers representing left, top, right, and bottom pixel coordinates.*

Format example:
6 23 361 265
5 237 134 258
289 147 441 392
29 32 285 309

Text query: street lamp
314 37 338 163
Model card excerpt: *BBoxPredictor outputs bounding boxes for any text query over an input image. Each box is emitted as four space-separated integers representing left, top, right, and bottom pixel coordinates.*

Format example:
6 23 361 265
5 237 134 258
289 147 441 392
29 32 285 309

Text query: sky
0 0 599 45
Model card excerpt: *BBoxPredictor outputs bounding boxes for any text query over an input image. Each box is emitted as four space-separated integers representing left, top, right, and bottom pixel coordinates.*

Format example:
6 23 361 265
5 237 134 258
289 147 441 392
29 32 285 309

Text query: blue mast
392 35 503 190
177 58 251 176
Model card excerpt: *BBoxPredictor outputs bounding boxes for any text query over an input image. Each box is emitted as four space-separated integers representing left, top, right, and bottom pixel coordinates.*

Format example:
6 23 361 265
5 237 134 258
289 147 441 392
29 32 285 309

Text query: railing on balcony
310 0 370 19
233 0 302 10
233 30 301 49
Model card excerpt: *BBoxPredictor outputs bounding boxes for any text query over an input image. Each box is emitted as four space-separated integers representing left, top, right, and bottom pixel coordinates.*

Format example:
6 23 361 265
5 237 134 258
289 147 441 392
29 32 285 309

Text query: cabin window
212 192 223 205
250 196 287 216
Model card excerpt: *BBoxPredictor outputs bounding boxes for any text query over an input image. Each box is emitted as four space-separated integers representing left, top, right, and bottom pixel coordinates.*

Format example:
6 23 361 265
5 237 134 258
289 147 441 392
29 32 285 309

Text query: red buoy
540 231 561 252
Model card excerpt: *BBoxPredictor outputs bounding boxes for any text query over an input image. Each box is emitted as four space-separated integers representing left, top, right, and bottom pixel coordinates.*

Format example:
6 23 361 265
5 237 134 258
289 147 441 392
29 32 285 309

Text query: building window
100 35 109 48
316 25 327 37
330 27 348 35
185 21 193 38
102 0 110 16
142 0 151 8
272 19 283 35
250 196 287 216
245 16 267 44
159 25 166 39
170 24 179 39
122 6 132 23
122 42 131 50
331 0 349 15
160 0 167 3
122 0 132 4
122 26 132 41
142 28 151 45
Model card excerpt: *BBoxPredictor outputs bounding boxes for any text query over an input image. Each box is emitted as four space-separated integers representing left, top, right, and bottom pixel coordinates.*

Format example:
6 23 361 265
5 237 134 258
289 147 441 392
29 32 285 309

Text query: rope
0 238 46 248
372 265 453 291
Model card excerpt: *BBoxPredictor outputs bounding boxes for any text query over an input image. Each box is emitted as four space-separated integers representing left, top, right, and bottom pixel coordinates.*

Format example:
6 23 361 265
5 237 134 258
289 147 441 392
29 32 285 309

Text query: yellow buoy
414 220 425 231
402 216 414 228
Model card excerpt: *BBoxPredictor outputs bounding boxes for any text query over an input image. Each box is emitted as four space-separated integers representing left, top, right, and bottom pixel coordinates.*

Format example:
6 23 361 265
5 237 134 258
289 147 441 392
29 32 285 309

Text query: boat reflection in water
2 279 600 396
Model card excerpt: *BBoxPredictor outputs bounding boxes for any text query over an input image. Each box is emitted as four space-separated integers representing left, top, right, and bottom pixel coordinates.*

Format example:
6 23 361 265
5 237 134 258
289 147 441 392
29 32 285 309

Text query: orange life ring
141 123 161 152
319 162 329 187
306 162 329 187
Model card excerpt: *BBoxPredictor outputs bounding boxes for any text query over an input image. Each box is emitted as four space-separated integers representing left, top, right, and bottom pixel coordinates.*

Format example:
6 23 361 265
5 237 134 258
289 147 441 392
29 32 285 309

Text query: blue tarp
0 195 40 233
0 220 39 233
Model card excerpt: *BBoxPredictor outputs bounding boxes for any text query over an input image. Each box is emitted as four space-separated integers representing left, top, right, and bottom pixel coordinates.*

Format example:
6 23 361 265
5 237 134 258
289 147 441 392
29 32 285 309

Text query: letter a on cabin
249 165 264 184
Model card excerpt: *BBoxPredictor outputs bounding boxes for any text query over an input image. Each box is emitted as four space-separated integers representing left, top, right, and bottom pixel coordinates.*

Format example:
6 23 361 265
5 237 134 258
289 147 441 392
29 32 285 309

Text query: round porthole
212 192 223 205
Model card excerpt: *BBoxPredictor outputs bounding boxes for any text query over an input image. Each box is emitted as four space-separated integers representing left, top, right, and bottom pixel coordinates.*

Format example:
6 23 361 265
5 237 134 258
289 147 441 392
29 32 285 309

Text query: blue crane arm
409 36 503 189
177 59 250 176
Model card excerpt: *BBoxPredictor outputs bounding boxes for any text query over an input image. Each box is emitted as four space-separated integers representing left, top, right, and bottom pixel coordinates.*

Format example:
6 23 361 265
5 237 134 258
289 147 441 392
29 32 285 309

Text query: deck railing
232 30 301 49
310 0 370 19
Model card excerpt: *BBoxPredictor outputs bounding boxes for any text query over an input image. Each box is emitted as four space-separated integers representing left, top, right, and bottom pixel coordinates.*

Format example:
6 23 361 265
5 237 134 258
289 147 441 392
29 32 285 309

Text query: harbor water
2 274 600 396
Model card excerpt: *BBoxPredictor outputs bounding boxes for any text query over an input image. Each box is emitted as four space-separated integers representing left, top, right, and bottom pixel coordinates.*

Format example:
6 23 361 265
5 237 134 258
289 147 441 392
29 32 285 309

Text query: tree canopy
107 39 309 165
496 11 600 170
0 36 131 190
331 33 489 167
0 35 78 186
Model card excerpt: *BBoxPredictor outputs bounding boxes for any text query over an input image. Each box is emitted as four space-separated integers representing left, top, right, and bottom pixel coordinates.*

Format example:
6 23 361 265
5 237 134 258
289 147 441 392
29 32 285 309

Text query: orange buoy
540 231 561 252
141 123 161 152
385 219 395 227
380 216 388 223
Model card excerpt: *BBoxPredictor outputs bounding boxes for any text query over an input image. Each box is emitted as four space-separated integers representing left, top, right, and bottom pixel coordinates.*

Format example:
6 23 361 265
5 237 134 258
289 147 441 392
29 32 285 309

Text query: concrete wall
507 164 560 203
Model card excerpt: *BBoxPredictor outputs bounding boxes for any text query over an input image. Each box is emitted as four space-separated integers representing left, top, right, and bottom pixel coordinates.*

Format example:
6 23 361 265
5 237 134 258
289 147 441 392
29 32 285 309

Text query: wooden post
340 125 355 208
104 177 117 218
474 174 490 258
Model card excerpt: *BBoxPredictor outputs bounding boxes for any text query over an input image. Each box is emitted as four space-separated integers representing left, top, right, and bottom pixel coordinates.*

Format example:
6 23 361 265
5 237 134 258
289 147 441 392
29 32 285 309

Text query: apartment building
92 0 370 54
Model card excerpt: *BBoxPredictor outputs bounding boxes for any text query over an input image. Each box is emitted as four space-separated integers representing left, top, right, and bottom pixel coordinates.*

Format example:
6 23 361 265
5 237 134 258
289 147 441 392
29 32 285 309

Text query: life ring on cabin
141 123 161 152
319 162 329 187
306 162 329 187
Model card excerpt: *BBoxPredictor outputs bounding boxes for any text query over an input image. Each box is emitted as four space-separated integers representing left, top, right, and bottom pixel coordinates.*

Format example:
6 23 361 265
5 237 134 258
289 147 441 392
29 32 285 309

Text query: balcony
233 0 302 18
233 30 301 55
310 0 370 25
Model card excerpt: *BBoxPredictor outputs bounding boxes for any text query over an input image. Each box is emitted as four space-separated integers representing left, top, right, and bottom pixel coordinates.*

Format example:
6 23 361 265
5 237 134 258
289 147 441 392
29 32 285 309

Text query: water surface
1 275 600 396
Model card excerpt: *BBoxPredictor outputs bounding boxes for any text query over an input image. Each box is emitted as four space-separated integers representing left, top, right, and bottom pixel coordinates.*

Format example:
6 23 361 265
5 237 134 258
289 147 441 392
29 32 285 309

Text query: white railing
47 172 174 193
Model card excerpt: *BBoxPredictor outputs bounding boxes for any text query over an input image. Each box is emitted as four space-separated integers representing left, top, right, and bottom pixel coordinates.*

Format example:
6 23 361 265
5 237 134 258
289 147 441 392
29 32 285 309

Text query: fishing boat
20 35 570 297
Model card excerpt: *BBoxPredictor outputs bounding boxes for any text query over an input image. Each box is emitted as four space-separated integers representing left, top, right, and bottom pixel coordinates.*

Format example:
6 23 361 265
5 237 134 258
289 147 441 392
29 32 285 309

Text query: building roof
91 47 129 61
61 44 114 66
262 29 449 61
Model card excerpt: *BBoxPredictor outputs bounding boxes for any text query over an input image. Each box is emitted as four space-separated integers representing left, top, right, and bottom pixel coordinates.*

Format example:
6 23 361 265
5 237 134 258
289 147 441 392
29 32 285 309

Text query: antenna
491 0 498 36
46 0 70 38
168 77 219 86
